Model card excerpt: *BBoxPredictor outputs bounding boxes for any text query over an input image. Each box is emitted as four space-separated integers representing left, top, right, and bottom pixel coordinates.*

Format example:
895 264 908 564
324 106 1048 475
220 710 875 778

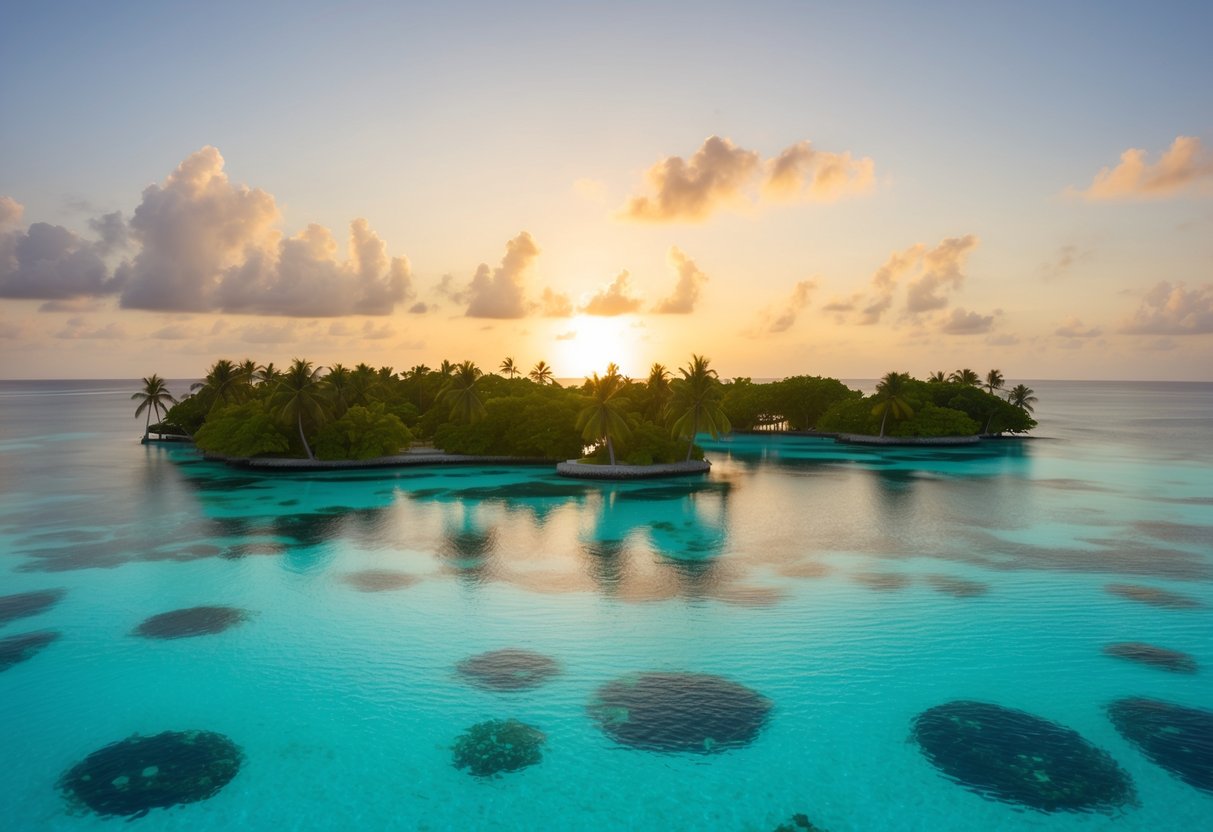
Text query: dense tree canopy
157 358 1036 462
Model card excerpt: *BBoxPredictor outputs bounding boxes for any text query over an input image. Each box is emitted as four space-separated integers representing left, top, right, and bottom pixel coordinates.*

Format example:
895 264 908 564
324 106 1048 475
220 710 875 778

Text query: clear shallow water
1 380 1210 831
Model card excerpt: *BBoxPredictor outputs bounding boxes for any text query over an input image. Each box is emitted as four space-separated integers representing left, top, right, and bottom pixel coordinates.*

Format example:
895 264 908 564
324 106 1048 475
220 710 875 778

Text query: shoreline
556 459 711 479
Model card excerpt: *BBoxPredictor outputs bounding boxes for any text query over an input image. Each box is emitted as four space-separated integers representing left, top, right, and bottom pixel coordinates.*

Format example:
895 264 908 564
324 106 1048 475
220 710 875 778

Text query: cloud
540 287 573 317
408 301 429 314
0 196 24 228
361 321 394 340
751 279 816 335
1120 281 1213 334
463 231 539 319
38 298 105 313
1054 316 1102 338
621 136 874 222
856 236 979 324
55 318 126 340
1079 136 1213 200
0 212 120 300
241 321 300 344
622 136 759 222
653 247 708 314
555 330 576 341
1041 244 1090 281
582 270 643 316
940 307 995 335
764 141 875 201
151 323 196 340
112 146 412 316
88 211 129 256
906 235 979 314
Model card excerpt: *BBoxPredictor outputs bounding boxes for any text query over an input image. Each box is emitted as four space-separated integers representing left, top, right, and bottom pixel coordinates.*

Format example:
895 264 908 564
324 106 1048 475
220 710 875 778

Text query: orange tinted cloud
1079 136 1213 200
653 247 708 314
582 270 643 316
1120 281 1213 334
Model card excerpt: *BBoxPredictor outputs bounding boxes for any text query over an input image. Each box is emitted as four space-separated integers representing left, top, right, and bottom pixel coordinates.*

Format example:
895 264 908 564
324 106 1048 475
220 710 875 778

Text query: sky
2 1 1212 381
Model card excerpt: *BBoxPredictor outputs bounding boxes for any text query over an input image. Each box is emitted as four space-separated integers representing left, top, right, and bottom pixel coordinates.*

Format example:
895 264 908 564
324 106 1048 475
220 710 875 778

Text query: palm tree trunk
879 408 888 437
143 407 152 440
297 413 314 460
685 415 698 461
607 435 616 466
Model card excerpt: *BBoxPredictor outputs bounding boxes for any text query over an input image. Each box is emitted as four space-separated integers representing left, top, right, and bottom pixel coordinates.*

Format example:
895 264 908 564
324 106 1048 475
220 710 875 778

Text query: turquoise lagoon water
0 380 1210 831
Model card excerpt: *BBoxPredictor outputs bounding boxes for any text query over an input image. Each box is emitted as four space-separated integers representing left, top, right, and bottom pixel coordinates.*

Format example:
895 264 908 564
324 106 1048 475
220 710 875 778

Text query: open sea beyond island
0 378 1210 831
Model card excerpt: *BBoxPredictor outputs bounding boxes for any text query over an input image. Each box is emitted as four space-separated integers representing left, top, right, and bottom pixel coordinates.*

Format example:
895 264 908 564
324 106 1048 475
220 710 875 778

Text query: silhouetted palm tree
271 358 327 459
499 357 520 378
529 360 554 385
669 354 731 461
348 364 378 408
927 370 946 383
238 358 258 384
645 363 673 421
439 361 486 424
984 369 1005 395
326 364 352 418
257 362 283 386
439 359 455 378
131 374 178 439
577 369 630 465
949 368 981 386
191 359 245 412
1007 384 1037 413
872 371 914 437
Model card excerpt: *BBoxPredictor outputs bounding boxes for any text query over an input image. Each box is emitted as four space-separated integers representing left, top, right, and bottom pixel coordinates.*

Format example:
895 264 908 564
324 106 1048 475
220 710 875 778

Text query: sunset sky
2 1 1211 381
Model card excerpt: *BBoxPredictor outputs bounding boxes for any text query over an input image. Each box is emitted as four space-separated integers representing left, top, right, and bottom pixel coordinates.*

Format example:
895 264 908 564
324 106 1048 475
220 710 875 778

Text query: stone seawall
555 460 711 479
835 433 980 446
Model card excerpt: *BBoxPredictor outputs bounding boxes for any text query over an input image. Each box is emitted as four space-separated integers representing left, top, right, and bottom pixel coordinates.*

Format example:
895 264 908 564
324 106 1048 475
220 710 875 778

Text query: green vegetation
131 374 178 439
150 358 1036 463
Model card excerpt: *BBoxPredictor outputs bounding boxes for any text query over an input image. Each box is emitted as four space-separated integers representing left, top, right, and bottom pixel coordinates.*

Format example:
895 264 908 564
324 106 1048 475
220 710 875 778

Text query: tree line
132 359 1036 462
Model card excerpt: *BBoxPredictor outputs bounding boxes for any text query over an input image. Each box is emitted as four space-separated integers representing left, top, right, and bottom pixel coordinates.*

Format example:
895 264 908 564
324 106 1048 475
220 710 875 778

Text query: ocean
1 379 1210 830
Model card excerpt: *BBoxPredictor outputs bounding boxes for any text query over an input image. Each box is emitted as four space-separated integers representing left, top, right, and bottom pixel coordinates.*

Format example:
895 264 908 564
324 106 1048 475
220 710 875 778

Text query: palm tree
271 358 328 460
927 370 946 383
871 371 914 437
348 363 378 408
257 362 282 386
669 354 731 461
131 374 178 439
499 357 520 378
439 359 455 378
1007 384 1037 414
984 369 1005 395
438 360 486 424
238 358 258 384
948 368 981 386
190 358 245 413
644 363 673 421
577 369 631 466
326 364 352 418
529 360 554 385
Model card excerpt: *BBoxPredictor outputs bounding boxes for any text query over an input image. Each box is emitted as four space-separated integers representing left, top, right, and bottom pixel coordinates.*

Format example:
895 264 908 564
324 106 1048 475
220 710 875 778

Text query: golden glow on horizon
552 315 641 380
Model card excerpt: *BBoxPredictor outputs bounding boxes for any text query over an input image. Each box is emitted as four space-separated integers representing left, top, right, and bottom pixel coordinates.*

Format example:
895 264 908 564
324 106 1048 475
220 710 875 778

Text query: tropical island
133 357 1037 472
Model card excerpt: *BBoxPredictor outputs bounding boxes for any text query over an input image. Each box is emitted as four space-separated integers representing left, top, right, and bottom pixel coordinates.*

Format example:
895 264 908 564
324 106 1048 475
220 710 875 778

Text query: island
135 358 1037 477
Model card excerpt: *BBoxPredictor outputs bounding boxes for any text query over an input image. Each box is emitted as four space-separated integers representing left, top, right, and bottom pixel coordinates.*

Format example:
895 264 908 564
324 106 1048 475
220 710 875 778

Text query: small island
135 358 1036 477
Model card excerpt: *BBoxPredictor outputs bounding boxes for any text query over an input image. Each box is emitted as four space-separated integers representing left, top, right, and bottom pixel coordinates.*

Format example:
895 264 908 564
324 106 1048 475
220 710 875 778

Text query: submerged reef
1102 642 1198 674
340 569 419 592
0 630 60 671
588 672 772 753
58 730 244 819
773 814 830 832
1105 583 1205 609
456 649 561 691
132 606 250 639
925 575 989 597
451 719 546 777
912 701 1135 813
1107 698 1213 794
0 588 66 625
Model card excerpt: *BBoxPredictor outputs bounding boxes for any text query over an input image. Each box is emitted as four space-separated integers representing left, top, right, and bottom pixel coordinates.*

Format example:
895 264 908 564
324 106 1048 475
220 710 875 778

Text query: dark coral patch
1105 583 1205 609
0 630 60 671
588 672 771 754
340 569 419 592
852 572 911 591
773 814 830 832
1108 698 1213 794
58 730 243 818
925 575 988 597
451 719 545 777
133 606 250 639
912 701 1134 813
0 588 66 625
456 649 560 691
1103 642 1197 674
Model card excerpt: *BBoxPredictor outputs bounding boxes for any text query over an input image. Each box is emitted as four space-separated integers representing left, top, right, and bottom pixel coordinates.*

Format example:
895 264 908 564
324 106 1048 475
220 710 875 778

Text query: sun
552 315 641 380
